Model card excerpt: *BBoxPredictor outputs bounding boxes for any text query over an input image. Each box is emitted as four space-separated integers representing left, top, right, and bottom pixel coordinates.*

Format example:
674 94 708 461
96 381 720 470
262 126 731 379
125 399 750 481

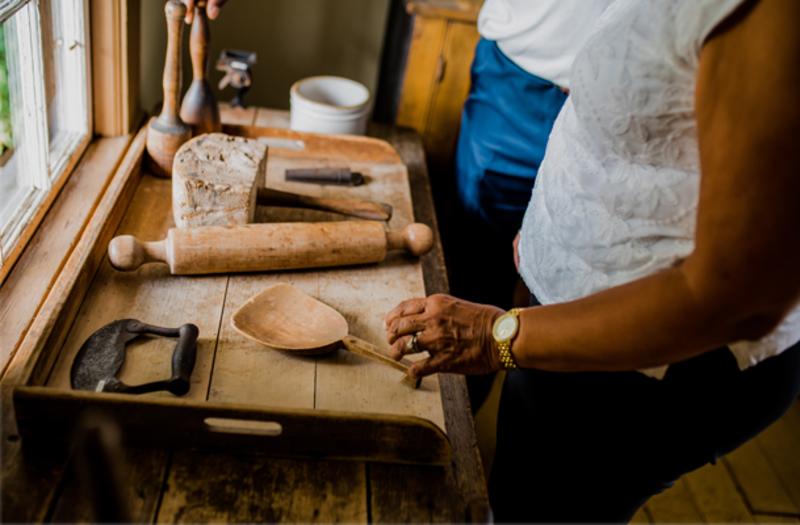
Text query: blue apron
456 38 568 235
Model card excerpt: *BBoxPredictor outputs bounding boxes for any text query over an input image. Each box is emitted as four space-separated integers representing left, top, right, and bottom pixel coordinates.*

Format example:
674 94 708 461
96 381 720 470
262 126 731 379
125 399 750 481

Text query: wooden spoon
231 283 420 388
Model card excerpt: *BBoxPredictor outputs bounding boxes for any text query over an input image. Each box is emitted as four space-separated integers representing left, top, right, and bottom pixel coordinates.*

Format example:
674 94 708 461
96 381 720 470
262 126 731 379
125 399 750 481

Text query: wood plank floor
632 400 800 524
474 375 800 523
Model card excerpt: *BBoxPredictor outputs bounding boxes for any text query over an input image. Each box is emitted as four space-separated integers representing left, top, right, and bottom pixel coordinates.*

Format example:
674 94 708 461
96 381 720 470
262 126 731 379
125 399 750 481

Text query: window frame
0 0 139 380
0 0 92 280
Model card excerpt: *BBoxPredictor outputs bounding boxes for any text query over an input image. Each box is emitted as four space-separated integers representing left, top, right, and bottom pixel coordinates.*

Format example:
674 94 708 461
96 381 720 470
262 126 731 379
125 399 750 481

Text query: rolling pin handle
108 235 168 271
386 223 434 256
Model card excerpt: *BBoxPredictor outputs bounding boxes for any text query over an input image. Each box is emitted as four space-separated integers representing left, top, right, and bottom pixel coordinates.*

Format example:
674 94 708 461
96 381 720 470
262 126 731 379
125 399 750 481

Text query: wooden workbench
0 107 490 523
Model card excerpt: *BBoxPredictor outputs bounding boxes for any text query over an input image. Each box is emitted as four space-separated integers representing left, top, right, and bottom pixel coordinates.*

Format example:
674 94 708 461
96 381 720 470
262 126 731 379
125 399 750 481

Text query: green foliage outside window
0 25 12 155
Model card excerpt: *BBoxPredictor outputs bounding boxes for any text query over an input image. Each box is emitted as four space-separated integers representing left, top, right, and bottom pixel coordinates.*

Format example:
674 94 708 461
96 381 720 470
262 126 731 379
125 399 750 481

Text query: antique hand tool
172 133 392 227
70 319 199 396
231 283 420 387
257 187 391 221
146 0 192 177
285 167 365 186
216 49 256 108
180 0 221 134
107 221 434 275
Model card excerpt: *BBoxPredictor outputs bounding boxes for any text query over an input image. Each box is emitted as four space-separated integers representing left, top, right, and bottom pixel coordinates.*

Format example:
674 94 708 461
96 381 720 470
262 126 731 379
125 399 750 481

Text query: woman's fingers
181 0 196 24
409 354 451 379
385 293 504 376
389 334 414 360
181 0 227 23
386 314 428 344
387 297 426 320
389 327 437 360
385 297 426 328
207 0 228 19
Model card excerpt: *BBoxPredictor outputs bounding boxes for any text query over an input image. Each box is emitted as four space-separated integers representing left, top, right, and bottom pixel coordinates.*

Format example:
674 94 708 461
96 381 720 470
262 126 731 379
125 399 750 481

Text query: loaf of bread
172 133 268 228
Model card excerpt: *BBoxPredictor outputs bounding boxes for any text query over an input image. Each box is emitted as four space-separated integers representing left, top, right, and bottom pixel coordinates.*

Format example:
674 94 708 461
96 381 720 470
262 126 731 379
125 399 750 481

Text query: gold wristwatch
492 308 522 369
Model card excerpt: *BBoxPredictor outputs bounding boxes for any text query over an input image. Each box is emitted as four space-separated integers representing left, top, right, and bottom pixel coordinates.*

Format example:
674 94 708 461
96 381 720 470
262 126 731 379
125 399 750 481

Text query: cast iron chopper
70 319 199 396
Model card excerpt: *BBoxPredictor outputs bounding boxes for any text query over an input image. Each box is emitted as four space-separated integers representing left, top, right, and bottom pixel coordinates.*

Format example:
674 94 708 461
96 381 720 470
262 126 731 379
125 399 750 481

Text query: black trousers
490 339 800 522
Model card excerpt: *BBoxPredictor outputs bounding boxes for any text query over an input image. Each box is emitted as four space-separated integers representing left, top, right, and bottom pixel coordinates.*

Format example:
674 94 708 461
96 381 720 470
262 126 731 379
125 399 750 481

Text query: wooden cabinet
394 0 482 171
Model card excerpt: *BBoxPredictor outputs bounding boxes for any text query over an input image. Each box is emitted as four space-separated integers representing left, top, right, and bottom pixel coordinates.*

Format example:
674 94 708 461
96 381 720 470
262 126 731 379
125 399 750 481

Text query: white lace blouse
518 0 800 378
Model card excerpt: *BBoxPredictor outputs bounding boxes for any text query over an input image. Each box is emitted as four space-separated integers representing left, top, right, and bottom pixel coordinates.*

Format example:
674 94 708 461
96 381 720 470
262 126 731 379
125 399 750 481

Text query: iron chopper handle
115 321 199 396
167 323 199 396
126 320 181 338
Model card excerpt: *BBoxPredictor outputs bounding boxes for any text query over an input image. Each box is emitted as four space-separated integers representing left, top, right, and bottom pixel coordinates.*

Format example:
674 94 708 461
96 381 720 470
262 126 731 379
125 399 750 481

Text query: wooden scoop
231 283 420 388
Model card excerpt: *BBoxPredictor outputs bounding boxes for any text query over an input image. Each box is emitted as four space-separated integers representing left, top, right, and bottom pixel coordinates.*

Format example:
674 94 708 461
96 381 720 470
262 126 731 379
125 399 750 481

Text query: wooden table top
0 107 490 523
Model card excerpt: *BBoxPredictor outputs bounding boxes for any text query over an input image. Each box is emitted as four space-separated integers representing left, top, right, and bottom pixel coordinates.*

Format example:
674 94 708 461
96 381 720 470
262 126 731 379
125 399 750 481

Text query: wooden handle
179 0 220 134
107 221 434 274
341 335 420 388
257 188 393 221
386 223 434 256
189 3 209 82
108 235 169 271
159 1 186 126
147 1 191 177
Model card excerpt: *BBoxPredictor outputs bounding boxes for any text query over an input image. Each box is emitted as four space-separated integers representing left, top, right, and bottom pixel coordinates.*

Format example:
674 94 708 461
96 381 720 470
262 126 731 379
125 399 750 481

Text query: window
0 0 90 268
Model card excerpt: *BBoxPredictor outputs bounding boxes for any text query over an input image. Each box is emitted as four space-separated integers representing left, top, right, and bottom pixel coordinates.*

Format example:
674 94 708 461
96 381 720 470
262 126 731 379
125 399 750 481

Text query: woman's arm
385 0 800 377
512 0 800 372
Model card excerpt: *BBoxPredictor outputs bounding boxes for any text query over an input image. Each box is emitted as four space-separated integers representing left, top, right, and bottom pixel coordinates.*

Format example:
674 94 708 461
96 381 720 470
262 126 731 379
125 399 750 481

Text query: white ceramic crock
289 76 371 135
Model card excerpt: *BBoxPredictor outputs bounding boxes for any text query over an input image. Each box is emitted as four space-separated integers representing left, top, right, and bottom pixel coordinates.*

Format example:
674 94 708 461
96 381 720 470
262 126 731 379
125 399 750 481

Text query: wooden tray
13 124 450 465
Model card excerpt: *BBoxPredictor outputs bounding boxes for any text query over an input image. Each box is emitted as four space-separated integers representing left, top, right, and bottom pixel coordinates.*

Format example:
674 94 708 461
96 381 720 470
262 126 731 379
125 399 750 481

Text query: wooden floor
632 400 800 524
474 376 800 523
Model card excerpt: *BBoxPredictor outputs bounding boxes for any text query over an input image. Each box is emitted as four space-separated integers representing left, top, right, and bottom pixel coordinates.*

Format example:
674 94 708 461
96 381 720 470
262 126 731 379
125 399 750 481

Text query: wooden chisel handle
257 188 393 221
108 221 433 274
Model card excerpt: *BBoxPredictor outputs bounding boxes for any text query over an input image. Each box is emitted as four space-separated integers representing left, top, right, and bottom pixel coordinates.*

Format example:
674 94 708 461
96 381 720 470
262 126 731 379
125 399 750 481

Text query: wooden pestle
180 0 221 134
108 221 434 275
146 0 192 177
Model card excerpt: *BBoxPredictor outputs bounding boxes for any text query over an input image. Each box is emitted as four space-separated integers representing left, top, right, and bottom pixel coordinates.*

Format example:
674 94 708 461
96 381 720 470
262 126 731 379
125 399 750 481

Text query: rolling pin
108 221 433 275
146 0 192 177
180 0 221 134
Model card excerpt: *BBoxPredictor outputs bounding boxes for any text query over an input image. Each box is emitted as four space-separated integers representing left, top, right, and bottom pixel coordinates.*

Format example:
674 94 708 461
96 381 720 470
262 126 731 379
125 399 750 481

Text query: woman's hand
513 231 521 272
384 294 504 379
181 0 228 24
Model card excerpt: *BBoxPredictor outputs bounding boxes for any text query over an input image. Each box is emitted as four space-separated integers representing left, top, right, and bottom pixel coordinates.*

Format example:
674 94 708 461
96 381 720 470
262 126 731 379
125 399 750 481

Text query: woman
451 0 609 309
385 0 800 521
452 0 611 410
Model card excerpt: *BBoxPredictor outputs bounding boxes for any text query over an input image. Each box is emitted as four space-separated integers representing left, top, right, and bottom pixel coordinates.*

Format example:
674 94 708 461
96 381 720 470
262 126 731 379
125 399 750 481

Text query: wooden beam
91 0 140 136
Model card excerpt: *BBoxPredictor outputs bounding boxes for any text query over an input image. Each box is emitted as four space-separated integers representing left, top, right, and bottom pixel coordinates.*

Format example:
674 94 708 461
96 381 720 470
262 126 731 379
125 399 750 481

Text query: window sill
0 132 134 378
0 134 91 277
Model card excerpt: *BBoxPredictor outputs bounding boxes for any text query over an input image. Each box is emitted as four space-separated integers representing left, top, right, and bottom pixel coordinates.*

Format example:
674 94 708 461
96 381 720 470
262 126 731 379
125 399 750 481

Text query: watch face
494 314 519 342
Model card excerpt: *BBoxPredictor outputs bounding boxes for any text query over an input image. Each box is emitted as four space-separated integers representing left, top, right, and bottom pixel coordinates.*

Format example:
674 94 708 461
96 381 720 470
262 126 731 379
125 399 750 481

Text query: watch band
497 308 521 369
498 340 518 369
